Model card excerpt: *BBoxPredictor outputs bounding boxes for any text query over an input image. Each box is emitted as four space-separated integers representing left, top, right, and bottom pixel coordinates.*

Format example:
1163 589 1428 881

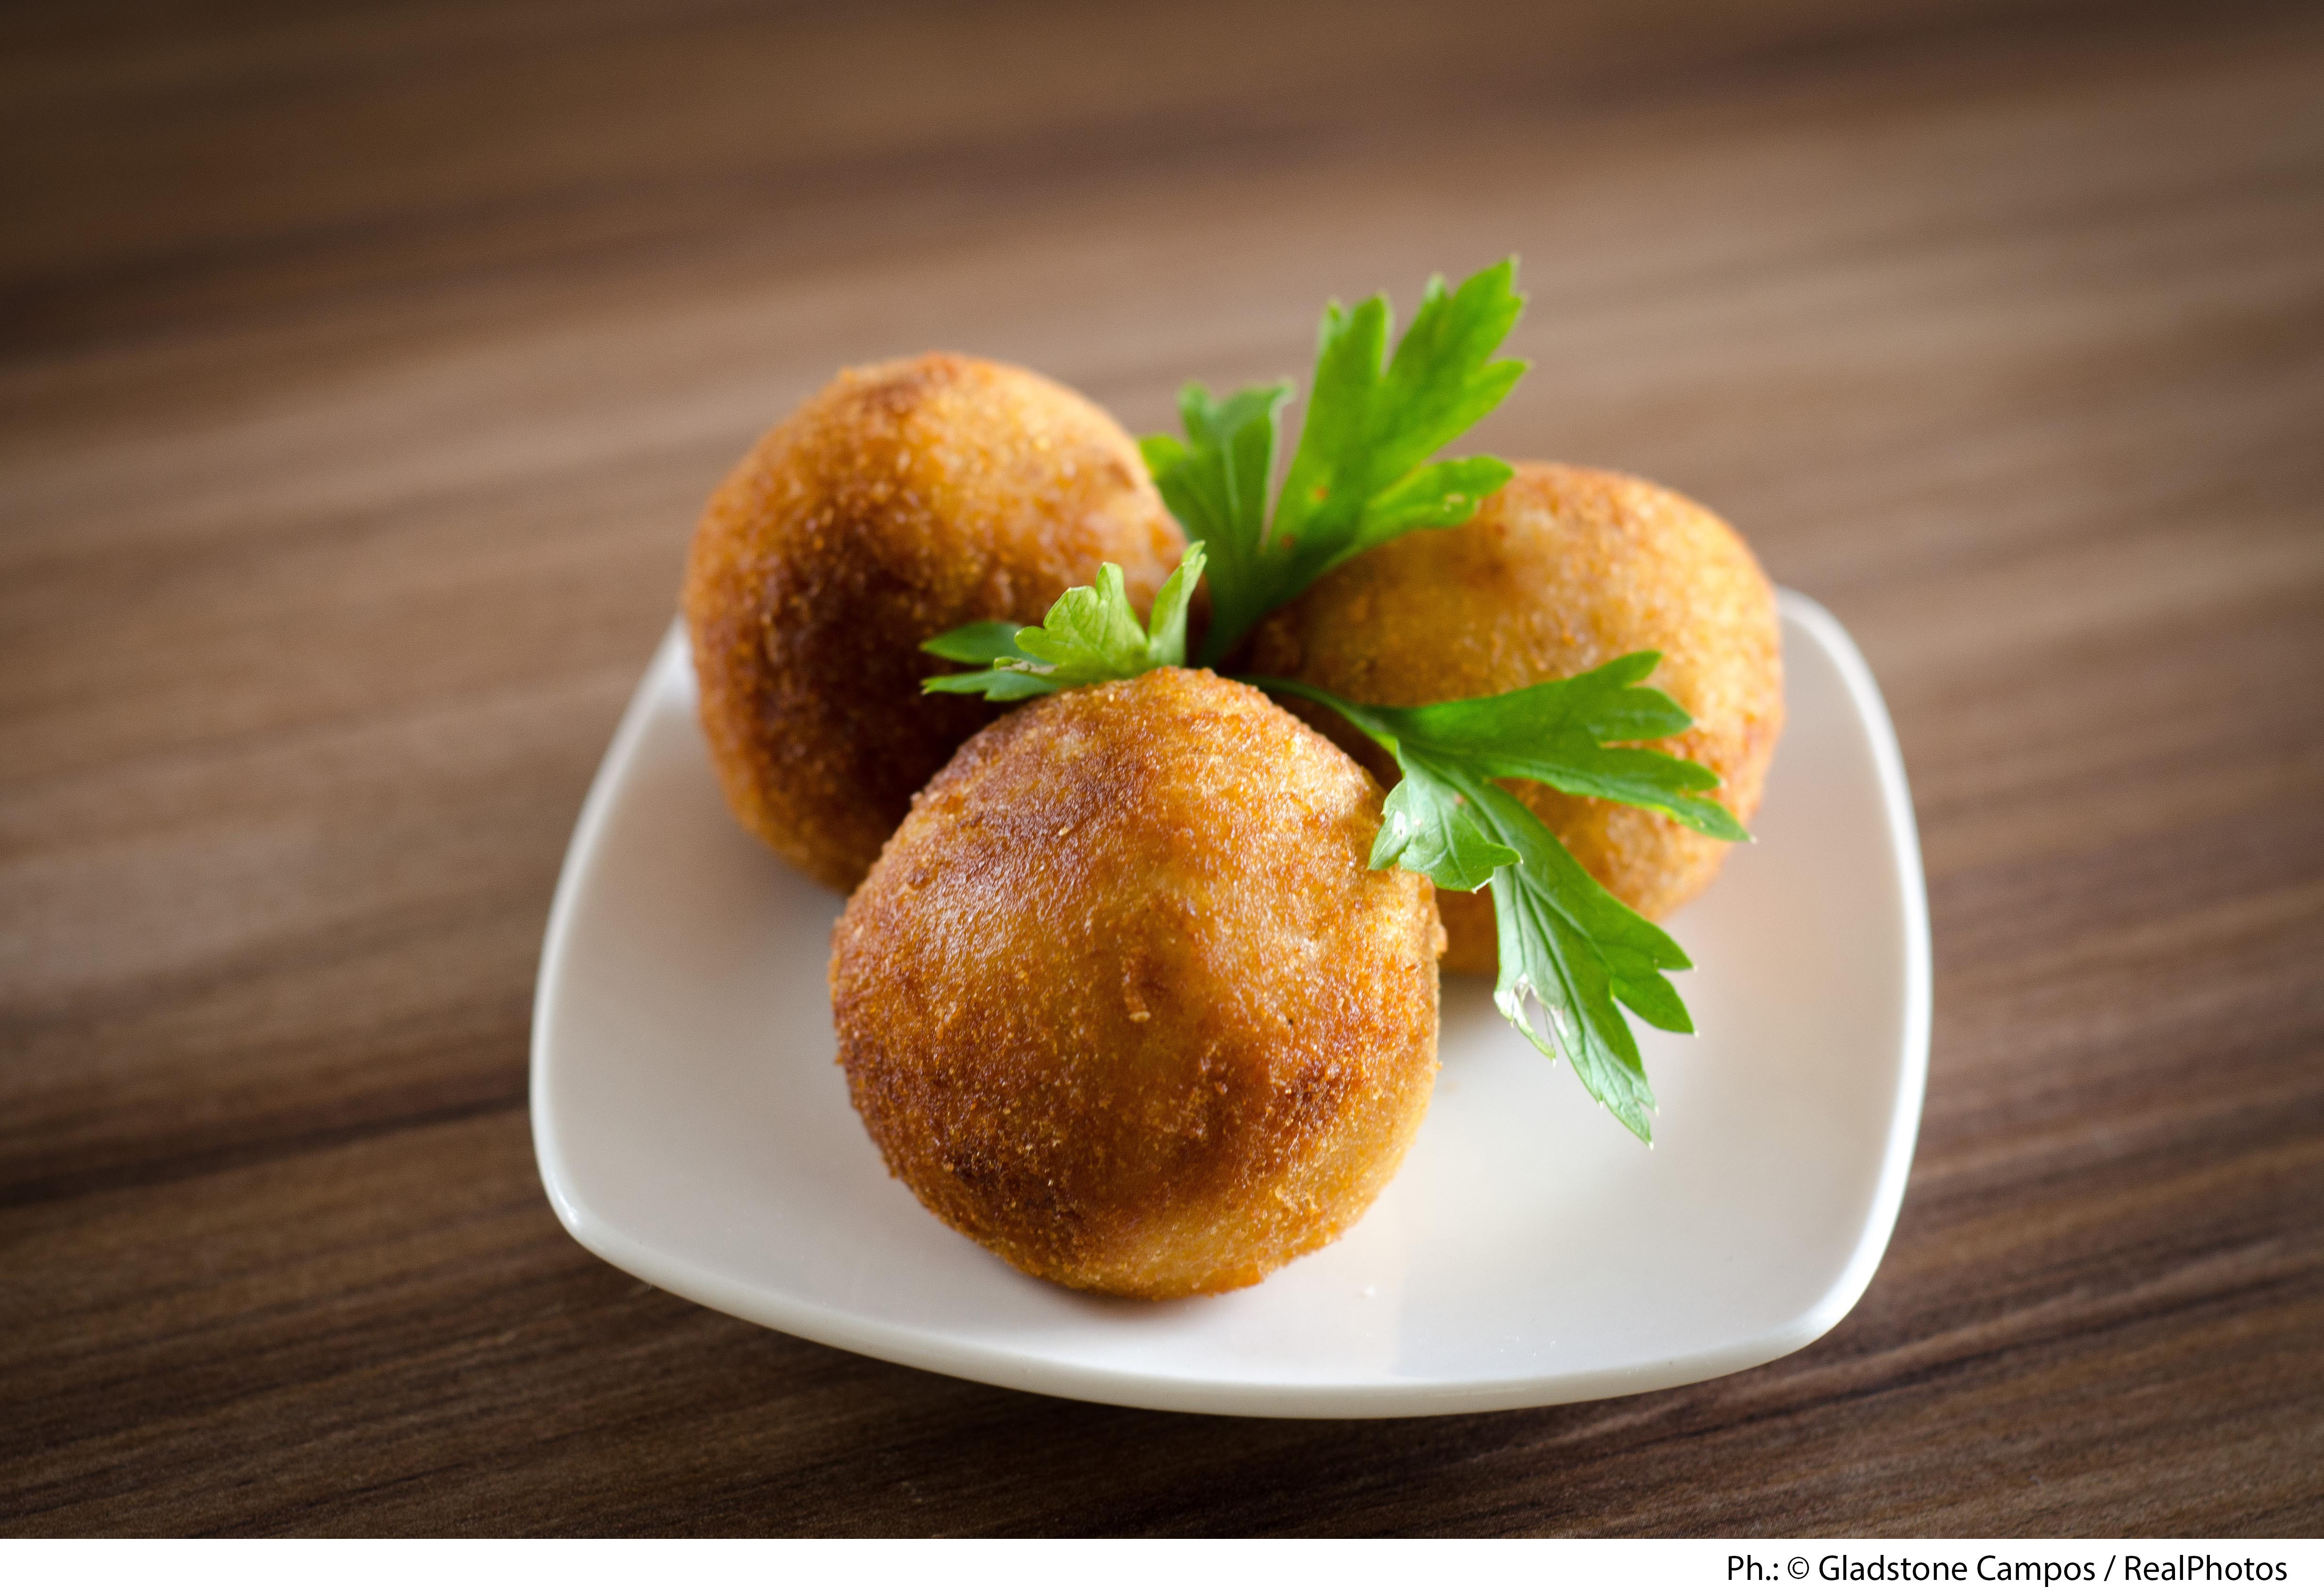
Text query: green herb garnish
917 264 1752 1143
1251 658 1747 1143
1140 260 1528 665
922 543 1207 699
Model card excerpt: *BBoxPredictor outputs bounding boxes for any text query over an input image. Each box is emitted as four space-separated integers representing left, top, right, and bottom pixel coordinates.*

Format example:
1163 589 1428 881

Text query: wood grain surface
5 0 2322 1536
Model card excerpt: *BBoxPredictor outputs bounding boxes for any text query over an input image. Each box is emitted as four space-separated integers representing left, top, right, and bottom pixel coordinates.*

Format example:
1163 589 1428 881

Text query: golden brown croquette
1245 462 1782 972
683 353 1182 893
829 668 1443 1298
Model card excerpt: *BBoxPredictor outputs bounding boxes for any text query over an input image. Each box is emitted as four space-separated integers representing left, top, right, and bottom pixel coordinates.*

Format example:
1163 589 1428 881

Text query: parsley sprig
1252 660 1748 1142
922 544 1206 699
1140 260 1528 665
914 263 1752 1143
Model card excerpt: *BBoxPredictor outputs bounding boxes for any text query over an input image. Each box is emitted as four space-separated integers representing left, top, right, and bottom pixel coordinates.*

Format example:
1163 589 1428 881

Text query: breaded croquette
1246 462 1782 972
684 353 1182 893
829 668 1443 1298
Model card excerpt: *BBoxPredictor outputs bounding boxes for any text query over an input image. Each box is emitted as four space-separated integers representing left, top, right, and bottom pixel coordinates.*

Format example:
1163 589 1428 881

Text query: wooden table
7 0 2321 1535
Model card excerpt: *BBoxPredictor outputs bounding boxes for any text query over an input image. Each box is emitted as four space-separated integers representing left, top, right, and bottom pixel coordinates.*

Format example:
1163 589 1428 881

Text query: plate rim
530 589 1932 1418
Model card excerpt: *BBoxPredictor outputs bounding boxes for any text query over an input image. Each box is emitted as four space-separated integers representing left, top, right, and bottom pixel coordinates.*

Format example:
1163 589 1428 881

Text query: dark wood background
5 0 2321 1536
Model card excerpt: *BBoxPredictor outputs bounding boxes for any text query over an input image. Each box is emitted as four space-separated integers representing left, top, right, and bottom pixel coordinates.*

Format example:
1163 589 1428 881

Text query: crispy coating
1246 463 1783 973
683 353 1183 893
830 669 1443 1299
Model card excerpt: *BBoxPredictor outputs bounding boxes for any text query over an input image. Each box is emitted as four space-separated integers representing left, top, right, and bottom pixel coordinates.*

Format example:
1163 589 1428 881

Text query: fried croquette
829 668 1443 1298
684 353 1183 893
1246 462 1783 973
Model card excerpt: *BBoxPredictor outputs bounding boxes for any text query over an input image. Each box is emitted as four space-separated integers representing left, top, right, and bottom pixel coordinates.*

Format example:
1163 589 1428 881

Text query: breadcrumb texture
1246 462 1783 973
683 353 1182 893
829 669 1443 1299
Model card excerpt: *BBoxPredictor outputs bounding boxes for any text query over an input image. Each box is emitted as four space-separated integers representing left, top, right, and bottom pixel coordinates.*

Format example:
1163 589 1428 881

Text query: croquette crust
684 353 1182 893
829 669 1443 1299
1246 463 1783 972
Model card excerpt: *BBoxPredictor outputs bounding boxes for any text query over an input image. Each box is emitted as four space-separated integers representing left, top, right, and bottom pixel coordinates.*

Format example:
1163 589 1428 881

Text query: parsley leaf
921 543 1206 701
1141 383 1289 667
1247 658 1748 1143
1141 260 1529 665
1354 653 1751 843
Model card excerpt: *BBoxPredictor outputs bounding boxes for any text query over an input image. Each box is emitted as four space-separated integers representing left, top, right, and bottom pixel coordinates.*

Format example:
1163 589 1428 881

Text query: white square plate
531 592 1929 1418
